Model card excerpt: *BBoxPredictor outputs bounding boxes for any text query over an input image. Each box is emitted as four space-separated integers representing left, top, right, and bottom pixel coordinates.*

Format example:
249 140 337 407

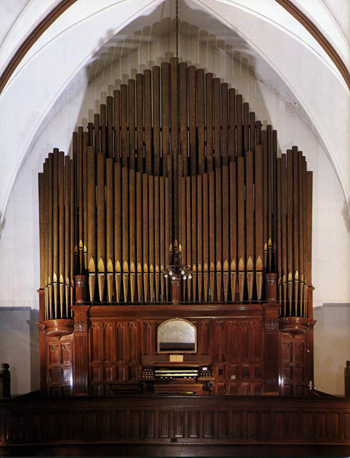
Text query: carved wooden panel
88 317 267 394
274 411 285 439
45 336 73 396
174 411 185 438
302 412 313 439
114 411 126 438
316 413 326 439
197 320 211 355
203 411 215 438
188 411 200 438
48 304 285 396
159 411 170 438
344 414 350 439
4 396 350 447
141 322 158 356
144 410 155 439
247 412 258 439
217 411 229 438
89 320 141 394
212 320 264 395
280 333 308 395
128 410 140 438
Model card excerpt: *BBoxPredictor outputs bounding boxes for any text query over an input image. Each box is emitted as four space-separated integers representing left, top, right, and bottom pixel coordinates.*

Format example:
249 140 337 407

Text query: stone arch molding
0 0 349 230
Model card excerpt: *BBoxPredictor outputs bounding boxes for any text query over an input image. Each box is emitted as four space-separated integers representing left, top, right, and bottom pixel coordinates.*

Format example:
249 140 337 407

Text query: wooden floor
2 443 350 456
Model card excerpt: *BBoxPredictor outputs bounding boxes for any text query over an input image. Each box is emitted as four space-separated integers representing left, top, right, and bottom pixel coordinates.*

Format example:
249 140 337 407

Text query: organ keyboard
140 365 214 394
155 368 199 378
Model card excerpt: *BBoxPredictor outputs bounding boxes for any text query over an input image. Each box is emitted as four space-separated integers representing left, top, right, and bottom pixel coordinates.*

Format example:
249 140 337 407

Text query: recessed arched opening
157 318 197 353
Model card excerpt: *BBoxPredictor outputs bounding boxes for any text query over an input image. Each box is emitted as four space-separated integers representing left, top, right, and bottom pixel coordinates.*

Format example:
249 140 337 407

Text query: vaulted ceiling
0 0 349 226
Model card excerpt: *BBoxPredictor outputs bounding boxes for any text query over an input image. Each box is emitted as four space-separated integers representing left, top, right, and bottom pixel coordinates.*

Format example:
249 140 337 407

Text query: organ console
37 58 315 397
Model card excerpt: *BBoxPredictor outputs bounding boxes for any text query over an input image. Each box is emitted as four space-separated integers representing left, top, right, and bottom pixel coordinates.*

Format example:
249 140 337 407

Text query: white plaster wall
0 0 60 75
0 27 349 394
314 305 350 396
293 0 350 71
0 0 164 228
0 308 39 396
321 0 350 50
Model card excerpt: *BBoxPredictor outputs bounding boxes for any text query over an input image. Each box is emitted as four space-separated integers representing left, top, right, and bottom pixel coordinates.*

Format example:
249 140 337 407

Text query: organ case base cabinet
37 290 316 397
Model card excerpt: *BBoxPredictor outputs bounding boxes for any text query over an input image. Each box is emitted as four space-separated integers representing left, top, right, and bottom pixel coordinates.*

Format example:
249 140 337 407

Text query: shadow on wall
30 0 290 169
0 211 5 238
314 303 350 396
0 307 39 396
76 0 275 145
341 202 350 233
31 0 283 170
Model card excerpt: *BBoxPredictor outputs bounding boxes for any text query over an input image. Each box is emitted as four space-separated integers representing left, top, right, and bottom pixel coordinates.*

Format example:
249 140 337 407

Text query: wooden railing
1 394 350 446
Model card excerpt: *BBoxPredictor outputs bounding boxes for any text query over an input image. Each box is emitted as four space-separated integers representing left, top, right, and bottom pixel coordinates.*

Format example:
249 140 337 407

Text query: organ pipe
38 58 313 316
106 158 114 303
64 156 70 317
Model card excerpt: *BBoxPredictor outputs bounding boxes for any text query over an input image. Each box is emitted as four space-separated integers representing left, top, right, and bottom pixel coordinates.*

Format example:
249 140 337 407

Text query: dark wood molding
0 0 78 93
276 0 350 90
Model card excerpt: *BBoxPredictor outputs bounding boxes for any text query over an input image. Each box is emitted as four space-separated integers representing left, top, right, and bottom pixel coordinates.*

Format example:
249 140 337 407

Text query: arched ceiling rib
0 0 62 85
0 1 29 49
276 0 350 88
0 0 349 229
293 0 350 72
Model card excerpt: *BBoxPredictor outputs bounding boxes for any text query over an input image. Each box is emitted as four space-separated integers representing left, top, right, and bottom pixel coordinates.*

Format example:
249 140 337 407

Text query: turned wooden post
75 275 88 304
265 273 278 302
171 279 181 305
345 361 350 397
0 363 11 398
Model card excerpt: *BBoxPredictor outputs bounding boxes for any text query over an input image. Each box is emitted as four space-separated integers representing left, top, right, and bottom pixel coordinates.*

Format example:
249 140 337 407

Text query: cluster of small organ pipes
38 58 312 320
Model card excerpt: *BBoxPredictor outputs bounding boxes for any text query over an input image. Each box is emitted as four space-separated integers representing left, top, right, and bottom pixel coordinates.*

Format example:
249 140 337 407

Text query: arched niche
157 318 197 353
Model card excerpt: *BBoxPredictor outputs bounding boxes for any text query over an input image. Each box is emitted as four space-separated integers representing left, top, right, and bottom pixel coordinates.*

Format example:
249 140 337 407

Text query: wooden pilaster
72 305 90 395
263 302 281 394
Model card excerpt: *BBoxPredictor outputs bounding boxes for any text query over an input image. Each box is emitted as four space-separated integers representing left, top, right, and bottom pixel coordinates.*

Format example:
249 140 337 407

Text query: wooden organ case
37 58 315 398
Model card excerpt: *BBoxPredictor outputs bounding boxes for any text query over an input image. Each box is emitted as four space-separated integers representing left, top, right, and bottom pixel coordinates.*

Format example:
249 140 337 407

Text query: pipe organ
37 58 315 397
